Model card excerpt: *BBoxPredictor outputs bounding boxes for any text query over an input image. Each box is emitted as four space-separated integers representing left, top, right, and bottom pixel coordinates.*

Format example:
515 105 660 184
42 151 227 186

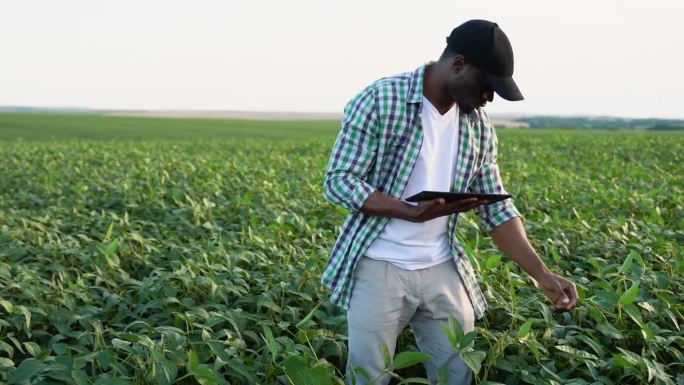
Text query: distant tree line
517 116 684 130
647 124 684 131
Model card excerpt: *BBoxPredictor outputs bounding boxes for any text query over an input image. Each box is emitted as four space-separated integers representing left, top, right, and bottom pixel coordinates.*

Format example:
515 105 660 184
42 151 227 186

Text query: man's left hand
537 272 578 311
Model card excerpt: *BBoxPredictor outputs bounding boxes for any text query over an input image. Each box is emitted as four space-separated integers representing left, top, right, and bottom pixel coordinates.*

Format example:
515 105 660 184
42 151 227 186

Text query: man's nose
484 90 494 102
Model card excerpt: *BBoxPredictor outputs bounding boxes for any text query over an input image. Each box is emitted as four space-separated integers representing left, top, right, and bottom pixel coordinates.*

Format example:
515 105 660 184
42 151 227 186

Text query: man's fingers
417 197 488 220
426 198 445 210
413 198 446 221
418 197 444 209
543 276 579 312
446 198 478 209
447 198 486 213
548 281 567 310
554 298 568 311
564 284 578 309
554 288 577 311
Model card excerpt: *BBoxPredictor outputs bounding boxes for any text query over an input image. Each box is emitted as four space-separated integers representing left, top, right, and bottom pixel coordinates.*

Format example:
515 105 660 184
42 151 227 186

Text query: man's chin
459 104 475 114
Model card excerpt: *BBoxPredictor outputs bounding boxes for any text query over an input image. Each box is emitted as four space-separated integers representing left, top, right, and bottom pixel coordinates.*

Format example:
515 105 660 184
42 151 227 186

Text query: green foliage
442 315 487 374
0 126 683 384
392 351 432 370
284 356 334 385
0 113 340 141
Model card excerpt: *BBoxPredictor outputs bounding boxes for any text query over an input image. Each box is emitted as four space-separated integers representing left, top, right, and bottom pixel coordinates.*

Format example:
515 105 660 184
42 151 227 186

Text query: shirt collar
407 61 432 104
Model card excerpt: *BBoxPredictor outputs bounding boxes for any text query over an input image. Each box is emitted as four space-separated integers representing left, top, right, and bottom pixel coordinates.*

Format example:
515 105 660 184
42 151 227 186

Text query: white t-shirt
364 96 460 270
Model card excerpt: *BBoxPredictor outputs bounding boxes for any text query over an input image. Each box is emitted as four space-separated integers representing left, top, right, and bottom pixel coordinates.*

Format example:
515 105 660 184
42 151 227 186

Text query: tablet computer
405 191 512 204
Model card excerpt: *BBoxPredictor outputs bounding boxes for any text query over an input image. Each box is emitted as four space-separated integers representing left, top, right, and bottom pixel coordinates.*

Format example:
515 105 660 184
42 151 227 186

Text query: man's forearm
360 190 416 220
489 217 553 282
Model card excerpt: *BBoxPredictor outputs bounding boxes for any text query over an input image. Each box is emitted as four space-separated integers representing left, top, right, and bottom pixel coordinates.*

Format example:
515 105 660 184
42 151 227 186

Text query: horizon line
1 105 683 122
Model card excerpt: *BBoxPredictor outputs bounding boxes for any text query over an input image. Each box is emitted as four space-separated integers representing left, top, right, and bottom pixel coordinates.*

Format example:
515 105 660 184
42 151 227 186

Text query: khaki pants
346 256 475 385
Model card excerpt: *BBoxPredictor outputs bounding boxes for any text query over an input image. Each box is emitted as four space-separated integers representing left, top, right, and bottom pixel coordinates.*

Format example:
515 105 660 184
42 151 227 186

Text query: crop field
0 114 683 385
0 114 340 141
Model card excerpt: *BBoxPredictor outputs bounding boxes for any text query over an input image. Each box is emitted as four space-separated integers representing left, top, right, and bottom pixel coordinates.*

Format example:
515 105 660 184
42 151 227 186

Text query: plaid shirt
321 63 521 320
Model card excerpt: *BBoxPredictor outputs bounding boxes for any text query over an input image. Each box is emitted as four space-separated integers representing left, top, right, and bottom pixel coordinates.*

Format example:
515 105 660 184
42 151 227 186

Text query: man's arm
322 87 379 215
470 111 577 311
490 217 577 311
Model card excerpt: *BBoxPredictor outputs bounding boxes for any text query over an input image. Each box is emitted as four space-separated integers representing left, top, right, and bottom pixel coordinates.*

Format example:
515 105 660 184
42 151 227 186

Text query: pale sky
1 0 683 119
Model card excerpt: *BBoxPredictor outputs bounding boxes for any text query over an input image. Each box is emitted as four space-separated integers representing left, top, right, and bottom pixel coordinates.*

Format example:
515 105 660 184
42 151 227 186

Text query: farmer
321 19 579 384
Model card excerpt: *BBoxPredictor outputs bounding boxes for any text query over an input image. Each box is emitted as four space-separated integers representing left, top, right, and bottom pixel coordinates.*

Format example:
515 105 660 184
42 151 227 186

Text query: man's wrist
360 191 420 221
398 202 418 221
531 265 555 286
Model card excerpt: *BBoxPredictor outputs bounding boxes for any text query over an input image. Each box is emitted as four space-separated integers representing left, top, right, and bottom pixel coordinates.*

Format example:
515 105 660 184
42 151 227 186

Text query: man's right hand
359 190 489 221
406 197 489 223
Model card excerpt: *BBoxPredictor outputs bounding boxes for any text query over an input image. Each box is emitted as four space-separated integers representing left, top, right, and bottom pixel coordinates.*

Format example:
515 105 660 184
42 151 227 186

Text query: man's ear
451 55 466 74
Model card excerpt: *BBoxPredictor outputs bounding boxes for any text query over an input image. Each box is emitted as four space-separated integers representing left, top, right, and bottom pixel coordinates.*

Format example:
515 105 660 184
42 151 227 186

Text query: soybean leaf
190 366 222 385
618 252 633 275
381 342 391 370
226 358 257 383
15 305 31 331
618 281 639 306
0 299 13 314
460 350 486 374
0 357 14 367
517 319 534 339
460 331 477 350
188 349 199 371
8 359 44 384
154 351 177 385
485 254 502 269
644 358 674 385
595 322 623 339
310 366 334 385
23 342 41 358
284 356 314 385
71 370 88 385
393 351 432 370
295 303 320 328
261 324 279 363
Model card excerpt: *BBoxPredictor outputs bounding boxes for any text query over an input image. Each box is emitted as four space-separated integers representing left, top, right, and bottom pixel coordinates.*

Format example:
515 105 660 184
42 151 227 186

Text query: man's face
445 58 495 114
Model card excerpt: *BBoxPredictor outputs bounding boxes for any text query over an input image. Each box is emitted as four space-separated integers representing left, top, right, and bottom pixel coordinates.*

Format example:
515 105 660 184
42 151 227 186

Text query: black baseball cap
446 20 524 101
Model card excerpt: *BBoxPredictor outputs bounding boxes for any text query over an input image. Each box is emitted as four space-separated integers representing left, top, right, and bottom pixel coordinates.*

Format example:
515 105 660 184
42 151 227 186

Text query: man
322 20 578 384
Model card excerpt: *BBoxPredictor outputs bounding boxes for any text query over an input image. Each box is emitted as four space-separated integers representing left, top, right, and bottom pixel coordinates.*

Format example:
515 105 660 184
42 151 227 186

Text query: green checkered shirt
321 62 521 320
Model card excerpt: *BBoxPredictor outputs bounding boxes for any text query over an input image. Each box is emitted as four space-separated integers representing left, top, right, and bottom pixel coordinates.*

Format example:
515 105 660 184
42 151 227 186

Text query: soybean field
0 114 682 384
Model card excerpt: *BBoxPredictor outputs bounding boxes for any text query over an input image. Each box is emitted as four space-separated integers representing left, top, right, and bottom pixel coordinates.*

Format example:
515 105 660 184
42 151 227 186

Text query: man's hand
407 197 490 223
536 271 578 312
358 191 490 221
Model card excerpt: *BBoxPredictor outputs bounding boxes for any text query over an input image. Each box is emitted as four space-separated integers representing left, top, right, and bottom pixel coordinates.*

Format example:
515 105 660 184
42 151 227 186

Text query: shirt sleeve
322 87 379 215
468 111 522 232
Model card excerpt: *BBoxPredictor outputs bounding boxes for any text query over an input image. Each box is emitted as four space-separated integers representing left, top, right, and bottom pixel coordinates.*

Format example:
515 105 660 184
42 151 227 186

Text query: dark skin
423 54 494 115
359 54 579 312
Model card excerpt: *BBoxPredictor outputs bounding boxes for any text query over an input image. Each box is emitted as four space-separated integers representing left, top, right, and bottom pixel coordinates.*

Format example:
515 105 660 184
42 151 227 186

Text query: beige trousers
346 256 476 385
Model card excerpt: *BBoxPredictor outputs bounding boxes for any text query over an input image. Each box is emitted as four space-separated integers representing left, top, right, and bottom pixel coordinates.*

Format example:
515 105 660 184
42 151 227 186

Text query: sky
1 0 683 119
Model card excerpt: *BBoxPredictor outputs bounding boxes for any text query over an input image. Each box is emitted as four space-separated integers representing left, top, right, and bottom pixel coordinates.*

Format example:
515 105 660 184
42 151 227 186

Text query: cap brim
486 73 524 101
